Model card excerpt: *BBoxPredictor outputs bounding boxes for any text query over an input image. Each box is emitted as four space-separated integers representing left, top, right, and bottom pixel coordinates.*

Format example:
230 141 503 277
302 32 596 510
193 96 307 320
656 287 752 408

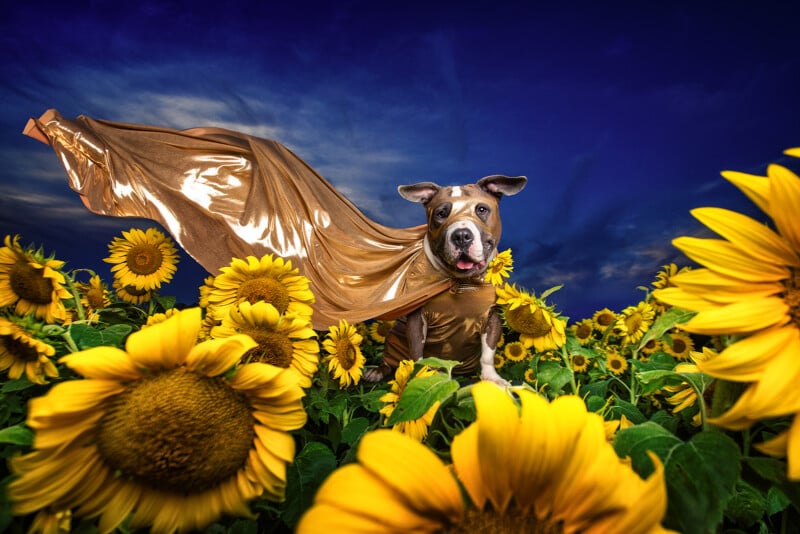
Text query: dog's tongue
457 259 483 270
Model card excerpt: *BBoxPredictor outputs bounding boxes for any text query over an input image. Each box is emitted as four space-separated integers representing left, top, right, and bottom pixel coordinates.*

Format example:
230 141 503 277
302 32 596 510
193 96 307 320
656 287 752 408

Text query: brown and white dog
364 174 527 383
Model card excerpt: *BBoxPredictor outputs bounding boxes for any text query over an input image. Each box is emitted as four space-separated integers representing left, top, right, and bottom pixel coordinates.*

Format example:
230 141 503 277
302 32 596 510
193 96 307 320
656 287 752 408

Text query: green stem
559 345 579 395
64 273 86 322
62 329 80 353
709 379 746 419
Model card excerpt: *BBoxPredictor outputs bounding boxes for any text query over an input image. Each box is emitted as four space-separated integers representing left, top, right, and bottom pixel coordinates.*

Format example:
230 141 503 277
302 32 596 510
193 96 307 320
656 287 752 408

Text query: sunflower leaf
282 441 337 528
637 307 696 350
0 424 33 446
386 374 458 426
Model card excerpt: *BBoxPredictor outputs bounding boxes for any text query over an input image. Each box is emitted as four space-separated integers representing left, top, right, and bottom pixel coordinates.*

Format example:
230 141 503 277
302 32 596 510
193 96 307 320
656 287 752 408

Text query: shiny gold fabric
383 281 497 375
24 109 453 330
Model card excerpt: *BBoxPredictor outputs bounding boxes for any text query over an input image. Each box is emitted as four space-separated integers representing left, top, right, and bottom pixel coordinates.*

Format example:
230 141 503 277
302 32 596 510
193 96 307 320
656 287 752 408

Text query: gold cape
24 109 453 330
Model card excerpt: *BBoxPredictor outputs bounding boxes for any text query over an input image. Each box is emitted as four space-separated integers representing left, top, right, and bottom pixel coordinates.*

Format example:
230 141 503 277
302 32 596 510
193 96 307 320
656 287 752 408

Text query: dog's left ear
398 182 441 205
477 175 527 198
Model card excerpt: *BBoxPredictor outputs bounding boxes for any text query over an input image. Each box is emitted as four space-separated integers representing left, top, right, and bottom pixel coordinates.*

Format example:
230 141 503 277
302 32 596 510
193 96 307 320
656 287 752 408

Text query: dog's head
399 174 527 279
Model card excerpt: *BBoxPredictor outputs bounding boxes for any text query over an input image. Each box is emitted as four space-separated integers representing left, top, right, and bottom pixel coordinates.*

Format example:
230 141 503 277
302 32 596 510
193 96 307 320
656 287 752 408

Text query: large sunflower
104 228 179 291
652 155 800 476
7 307 307 533
496 283 566 352
211 301 319 388
298 382 672 533
379 360 441 441
206 254 315 322
322 319 365 387
0 235 71 323
0 317 58 384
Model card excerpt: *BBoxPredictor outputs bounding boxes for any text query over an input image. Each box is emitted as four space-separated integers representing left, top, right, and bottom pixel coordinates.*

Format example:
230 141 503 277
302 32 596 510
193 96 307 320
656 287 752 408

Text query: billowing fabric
24 109 453 329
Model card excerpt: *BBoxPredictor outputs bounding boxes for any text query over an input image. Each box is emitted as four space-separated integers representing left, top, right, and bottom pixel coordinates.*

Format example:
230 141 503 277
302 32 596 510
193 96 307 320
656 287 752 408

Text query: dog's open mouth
455 257 486 272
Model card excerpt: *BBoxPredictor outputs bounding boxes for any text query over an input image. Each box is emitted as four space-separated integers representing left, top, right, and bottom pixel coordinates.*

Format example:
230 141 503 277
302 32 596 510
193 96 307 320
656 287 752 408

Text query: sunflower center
85 287 107 309
439 507 563 533
96 367 256 493
609 358 623 370
625 312 643 334
506 306 552 337
125 244 164 275
596 312 615 327
335 339 357 370
507 344 525 359
671 337 687 354
9 261 53 305
243 328 294 368
123 284 149 296
238 277 291 314
575 322 592 339
1 334 39 362
573 354 586 368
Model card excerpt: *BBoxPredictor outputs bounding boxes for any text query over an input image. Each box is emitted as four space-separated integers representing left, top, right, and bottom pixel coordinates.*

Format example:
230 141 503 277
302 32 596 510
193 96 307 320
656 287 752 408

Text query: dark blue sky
1 2 798 320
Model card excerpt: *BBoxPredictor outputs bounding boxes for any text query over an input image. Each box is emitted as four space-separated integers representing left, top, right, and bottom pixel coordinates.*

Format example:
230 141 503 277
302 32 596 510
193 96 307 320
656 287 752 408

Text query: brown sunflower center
96 367 256 493
573 354 586 368
439 507 564 533
671 337 687 354
243 328 294 368
376 321 394 339
9 261 53 305
595 312 615 327
575 322 592 339
125 244 164 275
506 306 552 337
507 344 525 359
335 339 357 370
624 312 643 335
609 357 623 370
239 277 290 314
123 284 150 296
1 334 39 362
84 287 107 309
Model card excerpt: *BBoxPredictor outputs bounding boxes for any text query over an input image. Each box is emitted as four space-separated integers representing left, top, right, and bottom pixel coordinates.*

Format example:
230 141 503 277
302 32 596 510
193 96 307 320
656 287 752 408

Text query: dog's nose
451 228 474 249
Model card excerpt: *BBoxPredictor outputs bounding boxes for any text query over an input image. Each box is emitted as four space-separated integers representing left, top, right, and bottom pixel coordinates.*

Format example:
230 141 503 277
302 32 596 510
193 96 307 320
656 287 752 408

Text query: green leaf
663 430 741 534
609 398 647 424
341 417 370 444
636 370 684 396
0 424 33 446
386 374 458 426
282 442 337 528
416 357 461 372
725 480 767 528
637 307 696 350
614 421 682 476
536 360 572 394
1 376 36 393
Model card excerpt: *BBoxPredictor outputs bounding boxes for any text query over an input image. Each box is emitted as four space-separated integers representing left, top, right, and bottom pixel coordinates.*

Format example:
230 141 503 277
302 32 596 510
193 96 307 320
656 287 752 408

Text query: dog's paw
363 364 392 383
480 368 509 387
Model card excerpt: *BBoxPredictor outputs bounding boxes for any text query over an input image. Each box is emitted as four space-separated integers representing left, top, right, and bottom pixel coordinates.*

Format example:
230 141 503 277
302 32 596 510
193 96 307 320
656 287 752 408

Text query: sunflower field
1 149 800 533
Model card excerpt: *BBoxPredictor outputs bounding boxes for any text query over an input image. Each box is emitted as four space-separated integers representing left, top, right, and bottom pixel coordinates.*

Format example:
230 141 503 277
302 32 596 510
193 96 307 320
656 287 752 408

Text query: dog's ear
477 175 527 198
398 182 441 205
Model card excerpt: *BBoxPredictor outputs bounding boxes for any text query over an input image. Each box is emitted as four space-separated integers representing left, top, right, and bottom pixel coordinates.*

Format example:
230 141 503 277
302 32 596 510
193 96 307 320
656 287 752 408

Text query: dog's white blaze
445 219 485 261
451 186 462 197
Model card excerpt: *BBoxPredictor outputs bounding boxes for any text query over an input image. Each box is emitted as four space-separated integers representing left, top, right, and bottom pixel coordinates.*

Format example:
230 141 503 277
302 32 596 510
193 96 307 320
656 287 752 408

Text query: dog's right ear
398 182 441 205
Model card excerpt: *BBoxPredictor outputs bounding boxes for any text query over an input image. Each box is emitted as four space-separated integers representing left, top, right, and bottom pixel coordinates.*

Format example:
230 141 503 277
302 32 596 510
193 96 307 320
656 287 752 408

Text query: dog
24 109 526 383
363 175 526 383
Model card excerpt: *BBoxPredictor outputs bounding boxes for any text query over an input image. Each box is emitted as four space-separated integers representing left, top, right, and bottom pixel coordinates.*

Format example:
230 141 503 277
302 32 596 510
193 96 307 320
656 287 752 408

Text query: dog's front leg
405 307 427 362
480 306 508 386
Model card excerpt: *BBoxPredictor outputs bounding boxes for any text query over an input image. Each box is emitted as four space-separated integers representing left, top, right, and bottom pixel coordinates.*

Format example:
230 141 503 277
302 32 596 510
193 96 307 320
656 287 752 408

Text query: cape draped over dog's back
24 109 453 329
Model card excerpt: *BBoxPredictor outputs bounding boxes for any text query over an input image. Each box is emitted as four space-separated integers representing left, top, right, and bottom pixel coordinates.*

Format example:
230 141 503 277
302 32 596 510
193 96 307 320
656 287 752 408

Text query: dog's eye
433 204 451 222
475 204 490 220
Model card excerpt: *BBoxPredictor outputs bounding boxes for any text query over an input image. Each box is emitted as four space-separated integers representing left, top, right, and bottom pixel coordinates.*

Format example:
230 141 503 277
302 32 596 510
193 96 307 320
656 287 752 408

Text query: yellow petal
682 297 789 335
673 237 789 282
126 308 202 369
787 416 800 481
185 334 257 376
721 170 770 215
60 346 142 381
698 326 797 381
651 287 716 312
785 147 800 158
297 502 420 534
230 362 284 390
27 380 126 424
356 430 462 522
670 268 784 295
754 428 788 458
691 207 800 267
768 164 800 253
450 424 486 508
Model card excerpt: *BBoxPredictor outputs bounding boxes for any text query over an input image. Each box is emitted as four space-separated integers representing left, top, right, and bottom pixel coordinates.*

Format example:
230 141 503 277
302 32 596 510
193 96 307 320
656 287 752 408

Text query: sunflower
571 352 590 373
662 349 713 427
0 235 71 323
640 338 662 355
484 248 513 287
493 353 506 369
7 307 307 533
322 319 365 387
605 349 629 376
571 318 595 345
143 308 180 328
503 340 528 362
29 509 71 534
368 319 396 344
650 263 692 312
662 331 694 361
104 227 179 291
211 301 319 388
614 301 655 346
198 275 216 308
379 360 441 441
297 381 671 533
651 156 800 476
206 254 315 323
592 308 618 332
0 317 58 384
496 283 566 352
77 275 111 319
112 279 153 305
